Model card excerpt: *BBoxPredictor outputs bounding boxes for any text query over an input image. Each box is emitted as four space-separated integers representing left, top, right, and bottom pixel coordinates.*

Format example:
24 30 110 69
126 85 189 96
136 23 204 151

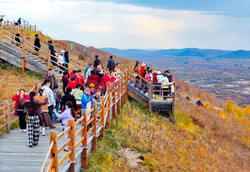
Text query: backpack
53 90 60 104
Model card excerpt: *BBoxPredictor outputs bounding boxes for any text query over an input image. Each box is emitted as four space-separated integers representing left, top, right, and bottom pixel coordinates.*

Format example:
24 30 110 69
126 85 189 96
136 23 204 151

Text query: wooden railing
0 81 39 135
0 27 84 73
41 70 128 171
3 20 36 31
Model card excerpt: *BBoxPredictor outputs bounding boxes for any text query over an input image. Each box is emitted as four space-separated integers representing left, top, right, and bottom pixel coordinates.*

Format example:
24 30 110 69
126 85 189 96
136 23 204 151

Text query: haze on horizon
1 0 249 50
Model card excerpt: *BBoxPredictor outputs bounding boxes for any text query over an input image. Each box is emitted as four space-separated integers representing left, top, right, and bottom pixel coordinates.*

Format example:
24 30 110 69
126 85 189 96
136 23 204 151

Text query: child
72 84 83 120
93 89 102 110
53 85 61 123
67 77 77 89
89 83 96 97
54 101 74 151
21 91 48 147
37 89 55 136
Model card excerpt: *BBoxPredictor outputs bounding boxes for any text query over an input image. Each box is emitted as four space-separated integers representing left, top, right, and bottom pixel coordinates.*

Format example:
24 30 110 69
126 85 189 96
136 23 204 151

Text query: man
48 40 57 66
115 63 121 76
107 55 115 71
42 80 56 120
17 17 21 26
161 73 171 100
44 69 58 90
81 87 94 110
94 55 100 68
34 34 41 53
86 63 94 80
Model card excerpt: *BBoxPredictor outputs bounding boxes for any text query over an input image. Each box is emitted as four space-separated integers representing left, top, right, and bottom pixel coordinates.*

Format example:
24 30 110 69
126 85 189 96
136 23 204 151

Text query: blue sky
0 0 249 50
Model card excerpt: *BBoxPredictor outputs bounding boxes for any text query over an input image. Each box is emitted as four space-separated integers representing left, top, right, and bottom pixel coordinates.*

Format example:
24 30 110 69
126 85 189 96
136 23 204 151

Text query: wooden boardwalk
0 124 67 172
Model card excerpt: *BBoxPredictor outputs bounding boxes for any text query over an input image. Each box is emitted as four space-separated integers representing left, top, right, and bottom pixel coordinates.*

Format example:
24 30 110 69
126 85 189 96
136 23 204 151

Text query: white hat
157 71 161 75
142 63 146 67
60 50 65 54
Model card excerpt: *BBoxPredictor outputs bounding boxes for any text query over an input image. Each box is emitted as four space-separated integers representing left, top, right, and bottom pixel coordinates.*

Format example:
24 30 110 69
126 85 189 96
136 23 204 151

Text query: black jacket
64 51 69 63
107 59 115 71
34 38 41 48
60 94 77 111
94 59 100 68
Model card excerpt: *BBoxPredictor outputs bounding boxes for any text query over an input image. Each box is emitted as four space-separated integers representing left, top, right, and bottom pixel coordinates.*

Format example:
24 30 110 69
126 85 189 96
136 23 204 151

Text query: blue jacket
81 93 93 109
107 59 115 70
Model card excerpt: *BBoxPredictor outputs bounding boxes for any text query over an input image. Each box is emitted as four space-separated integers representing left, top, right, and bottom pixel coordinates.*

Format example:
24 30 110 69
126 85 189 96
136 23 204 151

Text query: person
96 62 104 79
93 89 102 110
86 63 93 80
62 71 69 94
53 85 61 123
70 70 77 79
21 91 48 147
84 63 91 76
75 70 85 88
72 84 83 120
54 101 74 152
165 70 173 82
107 55 115 71
12 89 30 132
81 87 93 110
101 70 116 95
58 50 65 71
42 80 56 121
144 70 151 93
17 17 21 26
67 77 77 89
149 69 153 81
153 71 158 84
37 89 55 136
162 73 171 100
87 70 101 89
48 40 57 66
89 83 96 97
34 34 40 53
114 63 121 77
13 23 21 46
134 61 140 87
44 69 58 90
61 87 77 111
156 71 163 95
0 17 3 27
139 63 145 78
64 48 69 69
94 55 100 68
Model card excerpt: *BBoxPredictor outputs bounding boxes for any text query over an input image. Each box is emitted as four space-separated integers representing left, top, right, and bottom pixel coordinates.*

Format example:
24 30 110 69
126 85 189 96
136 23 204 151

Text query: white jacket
161 76 170 89
42 86 56 107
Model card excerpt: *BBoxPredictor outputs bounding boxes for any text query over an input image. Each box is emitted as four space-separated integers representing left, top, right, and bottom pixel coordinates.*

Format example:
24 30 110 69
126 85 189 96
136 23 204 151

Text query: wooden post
117 79 121 115
171 92 175 124
92 102 97 151
50 132 58 172
3 100 10 133
68 119 75 172
34 25 36 31
81 109 88 169
21 36 25 72
100 97 105 139
107 82 111 129
48 52 51 69
112 82 116 120
125 68 129 101
148 80 153 113
121 76 124 109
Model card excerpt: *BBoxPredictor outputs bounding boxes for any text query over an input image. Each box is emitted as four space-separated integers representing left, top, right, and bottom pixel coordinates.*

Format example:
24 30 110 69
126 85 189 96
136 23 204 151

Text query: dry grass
0 63 43 104
84 100 249 171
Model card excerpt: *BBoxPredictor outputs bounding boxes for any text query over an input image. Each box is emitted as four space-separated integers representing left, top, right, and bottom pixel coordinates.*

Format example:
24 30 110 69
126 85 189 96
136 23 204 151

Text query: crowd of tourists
12 55 122 149
134 61 173 99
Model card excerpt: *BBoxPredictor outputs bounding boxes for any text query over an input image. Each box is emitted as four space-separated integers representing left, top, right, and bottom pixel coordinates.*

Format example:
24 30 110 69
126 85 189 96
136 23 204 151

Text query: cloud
0 0 249 50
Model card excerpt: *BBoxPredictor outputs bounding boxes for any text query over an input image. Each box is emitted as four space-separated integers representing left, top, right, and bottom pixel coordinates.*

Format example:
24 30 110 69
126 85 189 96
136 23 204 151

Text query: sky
0 0 249 50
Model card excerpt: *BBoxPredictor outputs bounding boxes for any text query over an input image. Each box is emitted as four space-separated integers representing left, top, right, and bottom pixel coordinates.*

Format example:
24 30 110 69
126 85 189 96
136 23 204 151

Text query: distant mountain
100 48 250 59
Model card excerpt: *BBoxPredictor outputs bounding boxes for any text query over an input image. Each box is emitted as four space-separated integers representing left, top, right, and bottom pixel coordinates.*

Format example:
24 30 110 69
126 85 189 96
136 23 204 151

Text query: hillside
83 100 249 171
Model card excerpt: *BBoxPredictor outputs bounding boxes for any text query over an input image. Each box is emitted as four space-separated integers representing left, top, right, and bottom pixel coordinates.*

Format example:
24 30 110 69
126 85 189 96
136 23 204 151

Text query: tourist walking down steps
21 91 48 147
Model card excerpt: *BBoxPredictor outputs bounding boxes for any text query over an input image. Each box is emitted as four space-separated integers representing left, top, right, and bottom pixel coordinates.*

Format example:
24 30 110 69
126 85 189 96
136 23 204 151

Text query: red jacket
69 72 76 79
153 74 158 83
67 81 77 89
101 75 116 90
75 75 85 87
87 74 101 89
12 94 30 110
139 66 145 77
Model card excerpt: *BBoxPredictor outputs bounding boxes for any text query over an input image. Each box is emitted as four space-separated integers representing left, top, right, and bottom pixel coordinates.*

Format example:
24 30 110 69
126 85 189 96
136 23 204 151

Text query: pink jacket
12 94 30 110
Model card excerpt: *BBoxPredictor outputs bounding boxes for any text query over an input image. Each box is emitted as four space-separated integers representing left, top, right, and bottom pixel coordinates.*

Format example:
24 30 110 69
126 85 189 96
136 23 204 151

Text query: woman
87 70 101 89
37 89 55 136
54 101 74 151
12 89 30 132
144 70 151 93
21 91 48 147
13 22 21 46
